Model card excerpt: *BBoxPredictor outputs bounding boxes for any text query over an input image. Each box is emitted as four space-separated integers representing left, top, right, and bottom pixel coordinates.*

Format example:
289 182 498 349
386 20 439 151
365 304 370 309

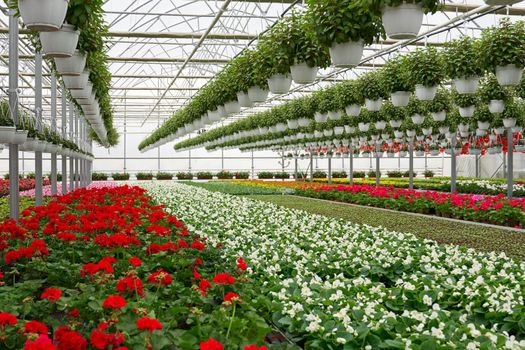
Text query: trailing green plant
478 74 511 103
111 173 130 181
443 36 484 79
473 105 493 123
381 55 413 93
358 71 387 100
406 47 445 87
336 80 364 107
156 172 173 180
381 101 406 121
314 87 339 113
176 172 193 180
406 96 427 116
480 18 525 71
453 92 478 107
91 172 108 181
136 172 154 180
426 88 452 113
0 100 13 127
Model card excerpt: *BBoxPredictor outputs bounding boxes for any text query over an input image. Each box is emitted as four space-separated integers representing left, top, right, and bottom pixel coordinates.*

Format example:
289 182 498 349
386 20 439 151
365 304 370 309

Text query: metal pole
123 100 127 174
251 151 254 179
79 121 83 187
376 143 380 187
328 155 332 184
8 9 19 219
61 85 67 194
451 133 457 193
188 149 192 173
294 156 298 181
50 76 57 195
507 129 513 198
309 153 313 182
69 104 74 191
409 140 414 190
221 149 224 170
34 51 43 206
75 113 79 189
475 154 479 178
349 147 354 185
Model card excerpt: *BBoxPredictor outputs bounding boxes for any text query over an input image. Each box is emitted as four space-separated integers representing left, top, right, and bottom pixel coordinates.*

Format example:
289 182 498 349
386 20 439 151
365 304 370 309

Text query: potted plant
501 100 524 128
428 144 440 156
14 0 68 32
406 96 427 125
0 100 16 144
156 172 173 180
478 74 511 114
406 47 445 100
246 50 271 102
39 22 79 58
372 0 442 40
444 36 484 94
336 80 364 117
474 105 492 131
453 92 478 118
480 18 525 86
307 0 382 67
62 70 89 90
381 55 413 107
54 50 86 76
380 101 404 129
358 71 386 111
258 25 293 94
427 88 451 122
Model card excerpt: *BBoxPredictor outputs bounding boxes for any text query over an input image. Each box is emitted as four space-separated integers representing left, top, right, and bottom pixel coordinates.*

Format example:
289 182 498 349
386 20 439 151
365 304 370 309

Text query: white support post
61 85 67 194
8 9 19 219
409 140 414 190
451 133 457 193
34 51 43 206
69 104 74 191
507 129 513 198
50 76 57 195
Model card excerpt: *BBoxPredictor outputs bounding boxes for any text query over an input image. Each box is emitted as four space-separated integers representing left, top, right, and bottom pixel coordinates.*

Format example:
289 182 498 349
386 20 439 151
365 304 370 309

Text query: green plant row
91 172 251 181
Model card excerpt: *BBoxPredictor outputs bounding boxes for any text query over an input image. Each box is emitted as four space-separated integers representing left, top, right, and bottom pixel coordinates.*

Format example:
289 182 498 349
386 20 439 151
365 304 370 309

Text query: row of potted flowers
140 182 525 349
0 178 51 197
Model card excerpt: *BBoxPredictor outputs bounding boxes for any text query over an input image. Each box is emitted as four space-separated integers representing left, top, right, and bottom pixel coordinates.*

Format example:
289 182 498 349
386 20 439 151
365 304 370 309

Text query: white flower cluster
138 182 525 349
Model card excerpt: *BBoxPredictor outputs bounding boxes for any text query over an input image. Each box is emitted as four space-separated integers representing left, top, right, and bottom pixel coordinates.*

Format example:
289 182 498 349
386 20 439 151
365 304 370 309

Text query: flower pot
391 91 410 107
329 39 364 67
70 83 92 100
411 114 425 125
495 64 524 86
314 131 323 138
334 126 344 135
484 0 521 6
323 129 334 137
453 76 479 94
63 71 89 90
399 151 407 157
236 92 253 107
459 105 475 118
431 111 446 122
469 149 481 156
503 118 516 128
415 151 424 157
19 0 68 32
493 127 504 135
389 120 402 128
224 100 241 115
12 130 28 145
430 150 440 156
314 112 329 123
375 121 387 130
458 123 469 132
365 98 382 111
387 152 395 158
406 130 416 138
358 122 370 132
287 119 299 129
267 74 292 94
247 86 269 103
415 84 437 101
394 130 404 138
328 110 342 120
422 127 432 136
40 24 79 58
275 123 287 132
19 137 38 152
298 118 311 127
488 100 504 114
54 50 86 76
381 3 424 39
477 121 490 130
0 126 16 144
475 129 486 137
516 145 525 152
290 62 318 84
345 104 361 117
344 126 355 134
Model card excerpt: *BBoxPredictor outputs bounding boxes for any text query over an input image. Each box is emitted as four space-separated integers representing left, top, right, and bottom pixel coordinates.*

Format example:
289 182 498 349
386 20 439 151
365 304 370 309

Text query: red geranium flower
244 346 267 350
41 288 62 302
191 241 205 251
136 317 162 332
212 273 235 285
0 312 17 327
224 292 241 303
24 334 56 350
198 279 212 296
102 295 127 309
128 257 142 267
147 269 172 285
200 338 223 350
54 326 87 350
24 320 48 335
237 257 247 271
68 308 80 318
116 277 144 297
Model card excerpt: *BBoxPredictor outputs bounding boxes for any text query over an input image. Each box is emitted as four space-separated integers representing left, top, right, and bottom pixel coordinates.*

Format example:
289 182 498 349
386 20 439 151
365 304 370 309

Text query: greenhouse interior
1 0 525 349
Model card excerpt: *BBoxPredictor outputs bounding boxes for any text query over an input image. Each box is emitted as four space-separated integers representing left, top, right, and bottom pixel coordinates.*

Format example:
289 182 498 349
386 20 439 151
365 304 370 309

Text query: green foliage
332 171 348 178
480 18 525 71
91 172 108 181
352 171 366 178
367 0 443 14
156 172 173 180
387 170 403 178
234 172 250 179
216 171 233 179
453 92 478 107
312 170 327 178
136 172 154 180
381 101 406 121
176 172 193 180
336 80 364 106
426 88 451 113
0 100 14 127
111 173 130 181
473 105 493 123
478 74 511 103
257 172 275 179
444 36 483 79
196 172 213 180
381 55 413 93
406 47 445 87
358 71 387 100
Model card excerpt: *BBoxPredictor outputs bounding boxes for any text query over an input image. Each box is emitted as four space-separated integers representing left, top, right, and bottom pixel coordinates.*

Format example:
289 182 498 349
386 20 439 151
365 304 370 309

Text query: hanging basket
236 92 253 107
290 62 318 84
40 24 80 58
431 111 446 122
411 114 425 125
375 121 387 130
453 76 479 94
267 74 292 95
334 126 344 135
287 119 299 129
63 71 89 90
365 98 382 111
224 100 241 115
327 110 342 120
495 64 524 86
469 149 481 156
329 39 364 67
389 120 402 128
70 83 92 100
484 0 521 5
459 105 475 118
297 118 311 127
345 104 361 117
415 84 437 101
358 122 370 132
247 86 269 103
381 3 424 39
54 50 86 76
19 0 68 32
477 121 490 130
344 125 355 134
430 150 440 156
314 112 329 123
488 100 505 114
391 91 411 107
503 118 517 128
12 130 28 145
0 126 16 144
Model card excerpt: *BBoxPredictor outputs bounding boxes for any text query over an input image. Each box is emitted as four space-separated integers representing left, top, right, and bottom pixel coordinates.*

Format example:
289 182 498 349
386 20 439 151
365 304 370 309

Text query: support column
294 156 298 181
408 140 414 190
221 149 224 171
375 143 380 187
251 151 254 179
451 133 457 193
349 147 354 185
8 9 19 219
507 129 514 198
188 149 192 174
50 76 57 195
475 154 479 178
34 51 43 206
309 153 313 182
61 85 67 194
75 113 79 189
328 155 332 184
69 104 74 191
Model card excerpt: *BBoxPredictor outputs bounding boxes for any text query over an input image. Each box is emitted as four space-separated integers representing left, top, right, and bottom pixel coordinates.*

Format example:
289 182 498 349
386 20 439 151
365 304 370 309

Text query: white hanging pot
314 112 329 123
297 118 311 127
224 100 241 115
207 109 221 122
399 151 407 157
458 123 469 132
63 71 89 90
475 129 486 137
287 119 299 129
453 76 479 94
19 137 38 152
329 39 364 67
19 0 68 32
477 121 490 130
358 122 370 132
40 23 79 58
422 127 432 136
247 86 269 103
415 84 437 101
470 149 481 156
275 123 287 132
70 83 92 100
406 130 416 137
381 3 424 40
516 144 525 152
314 131 323 138
484 0 521 5
344 126 355 134
236 92 253 107
345 104 361 117
430 150 440 156
488 100 504 114
394 130 404 138
415 151 425 157
387 152 395 158
328 110 342 120
334 126 345 135
512 126 522 133
411 114 425 125
495 64 524 86
54 50 86 76
391 91 411 107
365 98 382 111
494 127 505 135
489 134 498 142
459 105 475 118
503 118 517 128
375 121 387 130
389 120 402 128
323 129 334 137
290 62 318 84
12 130 28 145
0 126 16 144
431 111 446 122
267 74 292 95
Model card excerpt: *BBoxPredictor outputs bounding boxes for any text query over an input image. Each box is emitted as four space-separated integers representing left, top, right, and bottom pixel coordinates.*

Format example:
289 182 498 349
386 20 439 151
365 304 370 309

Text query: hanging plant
358 71 387 111
380 101 406 127
477 74 512 114
453 92 478 108
474 105 493 131
426 88 451 114
406 47 445 100
336 81 364 117
406 96 427 125
381 55 413 106
501 100 525 128
444 36 483 94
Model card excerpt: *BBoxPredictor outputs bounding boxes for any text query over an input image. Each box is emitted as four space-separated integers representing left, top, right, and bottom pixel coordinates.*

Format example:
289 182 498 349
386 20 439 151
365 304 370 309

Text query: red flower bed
297 184 525 228
0 179 51 197
0 185 270 349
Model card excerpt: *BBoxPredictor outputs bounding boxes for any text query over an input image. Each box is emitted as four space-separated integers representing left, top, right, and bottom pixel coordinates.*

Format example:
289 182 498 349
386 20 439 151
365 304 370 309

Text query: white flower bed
454 180 525 193
138 182 525 349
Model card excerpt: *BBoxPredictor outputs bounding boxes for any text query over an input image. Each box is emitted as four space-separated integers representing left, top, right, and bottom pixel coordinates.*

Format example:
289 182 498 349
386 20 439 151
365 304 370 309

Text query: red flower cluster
54 326 87 350
116 277 144 297
0 312 17 328
212 273 235 285
40 288 62 302
237 257 247 271
4 240 49 265
81 257 117 277
128 257 142 267
224 292 241 303
102 295 127 309
200 338 223 350
24 320 49 335
136 317 162 332
147 269 172 285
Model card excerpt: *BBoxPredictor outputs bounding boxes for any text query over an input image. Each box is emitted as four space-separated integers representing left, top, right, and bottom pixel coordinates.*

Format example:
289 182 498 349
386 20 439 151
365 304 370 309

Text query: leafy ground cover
141 182 525 349
248 195 525 261
182 181 289 195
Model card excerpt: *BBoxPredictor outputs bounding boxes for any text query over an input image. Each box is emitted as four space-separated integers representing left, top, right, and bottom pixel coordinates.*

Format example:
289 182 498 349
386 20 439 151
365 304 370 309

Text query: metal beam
2 55 229 64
